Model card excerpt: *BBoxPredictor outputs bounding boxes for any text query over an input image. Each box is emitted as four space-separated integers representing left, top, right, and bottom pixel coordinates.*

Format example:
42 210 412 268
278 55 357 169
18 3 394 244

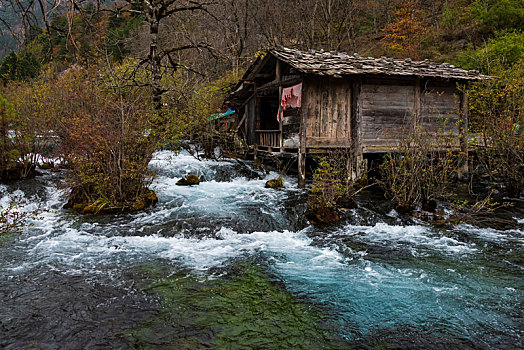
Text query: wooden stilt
350 78 363 181
298 77 307 188
458 92 469 180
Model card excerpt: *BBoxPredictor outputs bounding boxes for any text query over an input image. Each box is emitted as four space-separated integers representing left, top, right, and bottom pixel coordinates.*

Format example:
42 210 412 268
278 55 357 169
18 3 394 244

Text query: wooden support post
276 60 284 149
350 77 364 181
414 78 421 128
298 122 306 188
458 92 469 180
298 78 307 188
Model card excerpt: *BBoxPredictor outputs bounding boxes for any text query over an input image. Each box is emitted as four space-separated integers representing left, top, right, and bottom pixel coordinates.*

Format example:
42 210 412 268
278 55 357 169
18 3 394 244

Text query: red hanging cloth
277 83 302 121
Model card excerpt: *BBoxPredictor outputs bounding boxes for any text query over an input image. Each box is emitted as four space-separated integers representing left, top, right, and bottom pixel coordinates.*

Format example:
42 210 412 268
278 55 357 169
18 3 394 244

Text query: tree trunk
149 16 162 111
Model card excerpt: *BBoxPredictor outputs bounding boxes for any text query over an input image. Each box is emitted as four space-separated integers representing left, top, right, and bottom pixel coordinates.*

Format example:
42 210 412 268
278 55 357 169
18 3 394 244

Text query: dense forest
2 0 523 75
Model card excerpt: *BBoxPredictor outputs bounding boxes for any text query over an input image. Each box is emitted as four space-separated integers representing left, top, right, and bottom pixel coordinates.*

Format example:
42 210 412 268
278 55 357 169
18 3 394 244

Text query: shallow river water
0 150 523 349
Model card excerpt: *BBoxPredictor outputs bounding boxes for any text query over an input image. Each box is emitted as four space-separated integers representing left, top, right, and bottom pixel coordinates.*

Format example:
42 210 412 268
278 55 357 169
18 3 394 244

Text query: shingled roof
270 47 490 80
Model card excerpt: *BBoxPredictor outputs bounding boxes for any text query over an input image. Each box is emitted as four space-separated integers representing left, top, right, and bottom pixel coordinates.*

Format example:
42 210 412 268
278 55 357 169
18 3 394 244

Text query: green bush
455 30 524 73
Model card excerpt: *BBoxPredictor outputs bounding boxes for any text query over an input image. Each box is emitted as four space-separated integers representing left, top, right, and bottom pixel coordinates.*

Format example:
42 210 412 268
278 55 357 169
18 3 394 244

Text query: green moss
176 174 200 186
265 177 284 189
125 264 344 349
0 231 15 244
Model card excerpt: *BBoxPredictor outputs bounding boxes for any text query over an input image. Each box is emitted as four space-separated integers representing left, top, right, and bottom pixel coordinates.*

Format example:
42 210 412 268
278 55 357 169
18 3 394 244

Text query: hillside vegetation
0 0 522 213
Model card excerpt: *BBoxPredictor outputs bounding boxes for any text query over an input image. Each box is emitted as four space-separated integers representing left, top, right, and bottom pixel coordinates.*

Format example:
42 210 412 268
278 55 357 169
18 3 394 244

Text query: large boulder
176 174 200 186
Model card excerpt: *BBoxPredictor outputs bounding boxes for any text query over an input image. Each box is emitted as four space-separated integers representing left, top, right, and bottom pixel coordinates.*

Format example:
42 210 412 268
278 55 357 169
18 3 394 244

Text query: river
1 150 523 349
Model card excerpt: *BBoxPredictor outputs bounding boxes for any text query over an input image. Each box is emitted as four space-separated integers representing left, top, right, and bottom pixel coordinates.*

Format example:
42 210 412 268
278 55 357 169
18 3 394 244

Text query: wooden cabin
226 47 488 187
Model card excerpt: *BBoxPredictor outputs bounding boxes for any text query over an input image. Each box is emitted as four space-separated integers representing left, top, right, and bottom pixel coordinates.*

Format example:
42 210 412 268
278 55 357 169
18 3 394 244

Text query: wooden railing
256 130 281 148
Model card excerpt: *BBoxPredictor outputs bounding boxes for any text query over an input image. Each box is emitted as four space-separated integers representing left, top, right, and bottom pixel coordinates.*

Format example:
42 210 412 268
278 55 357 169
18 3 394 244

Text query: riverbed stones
176 174 200 186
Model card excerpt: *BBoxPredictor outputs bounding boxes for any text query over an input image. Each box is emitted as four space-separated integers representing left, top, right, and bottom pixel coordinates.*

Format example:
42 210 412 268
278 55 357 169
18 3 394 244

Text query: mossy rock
176 174 200 186
39 162 54 170
131 200 146 211
265 177 283 189
82 204 97 214
305 204 341 225
72 203 87 211
66 189 159 214
64 186 90 209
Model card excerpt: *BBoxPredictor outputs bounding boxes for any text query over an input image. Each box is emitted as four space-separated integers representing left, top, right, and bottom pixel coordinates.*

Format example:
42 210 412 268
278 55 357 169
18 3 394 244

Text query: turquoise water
0 150 522 348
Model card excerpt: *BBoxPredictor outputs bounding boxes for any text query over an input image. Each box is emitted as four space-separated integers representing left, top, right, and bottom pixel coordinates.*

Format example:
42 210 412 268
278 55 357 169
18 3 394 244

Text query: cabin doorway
257 94 281 148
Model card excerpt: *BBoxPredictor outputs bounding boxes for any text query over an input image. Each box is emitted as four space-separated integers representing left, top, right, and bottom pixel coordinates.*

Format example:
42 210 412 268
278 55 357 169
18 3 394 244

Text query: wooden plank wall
303 77 352 147
420 80 460 131
297 76 462 153
360 78 414 150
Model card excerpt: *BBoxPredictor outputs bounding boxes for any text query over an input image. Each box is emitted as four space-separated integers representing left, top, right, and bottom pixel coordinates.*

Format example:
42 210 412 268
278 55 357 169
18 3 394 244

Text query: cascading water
0 150 522 348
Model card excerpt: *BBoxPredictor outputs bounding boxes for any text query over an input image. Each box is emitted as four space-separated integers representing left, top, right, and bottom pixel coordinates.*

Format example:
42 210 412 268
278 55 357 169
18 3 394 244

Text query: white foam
457 224 524 242
19 223 346 273
338 222 477 254
514 217 524 224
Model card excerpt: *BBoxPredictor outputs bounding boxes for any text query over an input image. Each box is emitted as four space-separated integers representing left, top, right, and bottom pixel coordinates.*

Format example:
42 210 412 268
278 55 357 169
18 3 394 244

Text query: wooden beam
255 73 274 78
235 109 247 132
256 77 303 93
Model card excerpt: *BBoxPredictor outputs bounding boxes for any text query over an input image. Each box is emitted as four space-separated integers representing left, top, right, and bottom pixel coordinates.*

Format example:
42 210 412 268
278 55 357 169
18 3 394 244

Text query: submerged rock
265 177 284 189
176 174 200 186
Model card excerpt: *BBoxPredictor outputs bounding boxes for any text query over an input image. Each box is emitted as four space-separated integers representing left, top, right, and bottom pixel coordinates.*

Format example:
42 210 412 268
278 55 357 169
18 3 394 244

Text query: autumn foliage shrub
11 67 159 210
467 58 524 197
306 151 359 224
58 69 157 208
379 124 462 212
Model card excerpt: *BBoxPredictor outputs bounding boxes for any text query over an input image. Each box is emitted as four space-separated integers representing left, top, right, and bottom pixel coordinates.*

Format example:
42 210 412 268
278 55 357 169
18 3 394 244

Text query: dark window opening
259 95 279 130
